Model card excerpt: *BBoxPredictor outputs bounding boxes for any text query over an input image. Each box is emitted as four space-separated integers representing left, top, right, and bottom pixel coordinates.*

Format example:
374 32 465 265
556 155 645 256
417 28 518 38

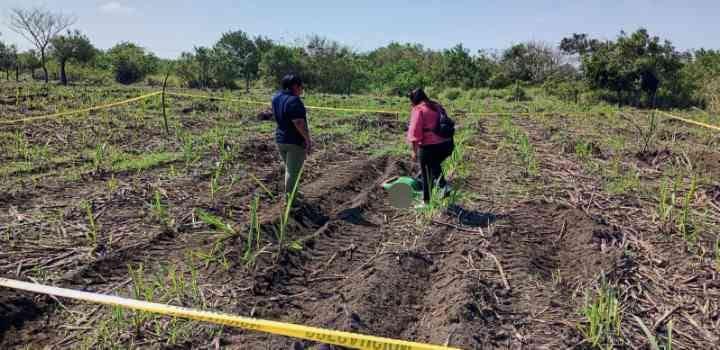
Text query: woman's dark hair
408 88 429 105
281 74 303 90
408 88 439 111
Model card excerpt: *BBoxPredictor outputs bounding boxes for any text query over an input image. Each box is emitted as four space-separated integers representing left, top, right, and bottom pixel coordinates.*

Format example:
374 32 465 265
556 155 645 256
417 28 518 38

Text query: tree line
1 7 719 110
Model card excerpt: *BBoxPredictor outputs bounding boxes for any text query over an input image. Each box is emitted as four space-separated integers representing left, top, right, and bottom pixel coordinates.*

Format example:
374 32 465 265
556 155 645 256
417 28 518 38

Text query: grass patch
500 115 539 176
581 279 623 350
111 152 180 173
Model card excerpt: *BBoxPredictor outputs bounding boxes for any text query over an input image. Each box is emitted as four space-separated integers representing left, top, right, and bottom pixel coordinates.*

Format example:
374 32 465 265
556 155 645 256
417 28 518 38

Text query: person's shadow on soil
446 204 498 228
335 207 377 227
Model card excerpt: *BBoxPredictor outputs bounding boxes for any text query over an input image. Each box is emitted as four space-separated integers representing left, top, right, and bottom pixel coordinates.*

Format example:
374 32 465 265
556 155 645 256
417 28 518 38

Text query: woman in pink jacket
406 88 455 203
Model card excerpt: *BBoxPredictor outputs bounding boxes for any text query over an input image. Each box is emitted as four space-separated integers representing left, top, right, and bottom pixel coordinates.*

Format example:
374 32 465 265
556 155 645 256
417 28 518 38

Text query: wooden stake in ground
162 73 170 136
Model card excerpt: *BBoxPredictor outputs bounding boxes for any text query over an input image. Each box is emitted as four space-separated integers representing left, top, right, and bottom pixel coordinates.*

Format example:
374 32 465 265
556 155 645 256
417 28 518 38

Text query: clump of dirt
636 148 673 167
690 149 720 176
181 101 220 114
707 184 720 204
476 200 627 348
240 139 279 163
0 289 44 344
541 125 560 140
658 129 690 142
557 136 605 159
353 114 404 132
501 202 623 283
256 109 273 121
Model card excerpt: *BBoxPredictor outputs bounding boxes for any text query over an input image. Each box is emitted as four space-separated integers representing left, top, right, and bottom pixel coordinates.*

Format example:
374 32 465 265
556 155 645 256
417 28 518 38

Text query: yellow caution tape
165 91 606 117
0 278 461 350
0 91 162 125
165 91 269 107
656 110 720 132
166 91 402 114
9 85 710 131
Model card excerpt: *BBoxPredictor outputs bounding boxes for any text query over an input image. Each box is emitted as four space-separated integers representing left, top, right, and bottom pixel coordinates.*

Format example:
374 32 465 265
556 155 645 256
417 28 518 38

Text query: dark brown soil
636 148 673 167
2 109 719 350
690 149 720 176
256 109 274 121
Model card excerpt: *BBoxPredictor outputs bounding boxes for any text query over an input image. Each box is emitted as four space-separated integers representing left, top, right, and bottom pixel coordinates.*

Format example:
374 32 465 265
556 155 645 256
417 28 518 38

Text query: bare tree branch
7 7 76 83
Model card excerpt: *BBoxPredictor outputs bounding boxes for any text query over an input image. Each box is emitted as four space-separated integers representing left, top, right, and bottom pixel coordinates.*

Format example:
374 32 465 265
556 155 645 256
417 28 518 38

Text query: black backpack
434 108 455 139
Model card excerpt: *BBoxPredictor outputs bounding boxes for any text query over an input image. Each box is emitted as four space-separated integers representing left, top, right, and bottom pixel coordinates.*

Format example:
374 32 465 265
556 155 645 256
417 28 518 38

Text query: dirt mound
707 184 720 204
181 101 220 114
690 149 720 176
353 114 404 132
240 139 279 164
256 109 273 121
556 136 605 159
0 289 44 343
474 200 626 348
636 148 673 167
658 129 690 141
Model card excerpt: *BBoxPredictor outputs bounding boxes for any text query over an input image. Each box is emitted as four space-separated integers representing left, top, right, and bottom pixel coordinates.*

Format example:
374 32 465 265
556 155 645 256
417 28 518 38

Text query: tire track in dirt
0 152 390 348
514 115 720 349
208 156 396 349
228 120 511 349
0 137 285 346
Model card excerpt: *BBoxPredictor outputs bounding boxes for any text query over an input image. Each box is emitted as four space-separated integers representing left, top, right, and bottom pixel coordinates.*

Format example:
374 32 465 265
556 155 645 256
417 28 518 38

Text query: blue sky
1 0 718 58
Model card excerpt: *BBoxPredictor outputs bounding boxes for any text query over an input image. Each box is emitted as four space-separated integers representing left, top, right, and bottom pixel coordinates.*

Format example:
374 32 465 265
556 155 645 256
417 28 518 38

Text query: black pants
418 140 454 202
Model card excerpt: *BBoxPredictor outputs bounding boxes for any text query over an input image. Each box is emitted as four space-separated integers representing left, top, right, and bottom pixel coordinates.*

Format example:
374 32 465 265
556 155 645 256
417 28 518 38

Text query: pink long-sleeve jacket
406 102 451 146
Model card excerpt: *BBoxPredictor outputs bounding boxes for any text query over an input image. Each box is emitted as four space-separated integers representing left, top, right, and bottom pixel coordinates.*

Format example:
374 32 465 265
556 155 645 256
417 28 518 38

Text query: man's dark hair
281 74 303 90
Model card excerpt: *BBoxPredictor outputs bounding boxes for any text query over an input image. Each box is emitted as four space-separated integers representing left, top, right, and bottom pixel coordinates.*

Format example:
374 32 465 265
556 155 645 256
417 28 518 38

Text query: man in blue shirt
272 74 312 196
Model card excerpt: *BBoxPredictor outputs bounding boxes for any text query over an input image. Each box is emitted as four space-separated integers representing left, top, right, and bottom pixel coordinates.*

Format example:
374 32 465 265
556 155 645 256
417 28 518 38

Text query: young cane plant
581 278 623 350
243 195 263 266
677 176 697 247
277 167 304 249
81 200 98 246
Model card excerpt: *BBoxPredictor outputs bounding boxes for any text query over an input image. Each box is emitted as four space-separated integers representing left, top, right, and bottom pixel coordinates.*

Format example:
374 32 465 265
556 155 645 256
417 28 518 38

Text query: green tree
107 42 158 84
366 42 434 94
560 33 603 56
302 35 364 94
215 30 258 91
582 41 636 104
0 41 18 80
440 44 476 88
17 50 41 81
254 36 274 57
259 45 305 88
176 48 213 89
582 29 683 106
501 41 561 84
473 51 499 88
680 49 720 110
50 30 95 85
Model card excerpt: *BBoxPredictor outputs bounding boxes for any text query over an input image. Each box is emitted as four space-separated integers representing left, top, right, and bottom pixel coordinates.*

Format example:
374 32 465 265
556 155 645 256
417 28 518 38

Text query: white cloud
99 1 136 15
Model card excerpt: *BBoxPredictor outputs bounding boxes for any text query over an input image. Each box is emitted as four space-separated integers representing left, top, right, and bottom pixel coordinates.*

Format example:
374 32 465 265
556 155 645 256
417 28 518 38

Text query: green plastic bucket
382 176 422 208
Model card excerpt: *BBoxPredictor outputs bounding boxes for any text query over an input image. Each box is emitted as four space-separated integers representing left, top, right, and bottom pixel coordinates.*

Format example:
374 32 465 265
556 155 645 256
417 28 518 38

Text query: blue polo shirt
272 90 307 146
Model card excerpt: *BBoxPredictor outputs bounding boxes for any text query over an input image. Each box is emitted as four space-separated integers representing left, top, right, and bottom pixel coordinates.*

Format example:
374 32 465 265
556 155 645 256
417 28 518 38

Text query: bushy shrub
107 42 158 85
488 71 513 89
443 87 463 101
701 76 720 113
146 74 182 88
543 78 585 103
507 81 531 102
66 65 113 85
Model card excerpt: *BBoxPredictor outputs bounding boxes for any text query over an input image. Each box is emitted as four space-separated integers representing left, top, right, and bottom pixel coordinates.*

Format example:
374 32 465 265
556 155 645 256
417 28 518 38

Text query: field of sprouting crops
1 82 719 349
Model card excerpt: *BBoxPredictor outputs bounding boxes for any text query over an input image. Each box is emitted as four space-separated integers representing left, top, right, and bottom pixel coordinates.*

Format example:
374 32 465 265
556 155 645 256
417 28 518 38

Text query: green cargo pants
278 143 306 195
